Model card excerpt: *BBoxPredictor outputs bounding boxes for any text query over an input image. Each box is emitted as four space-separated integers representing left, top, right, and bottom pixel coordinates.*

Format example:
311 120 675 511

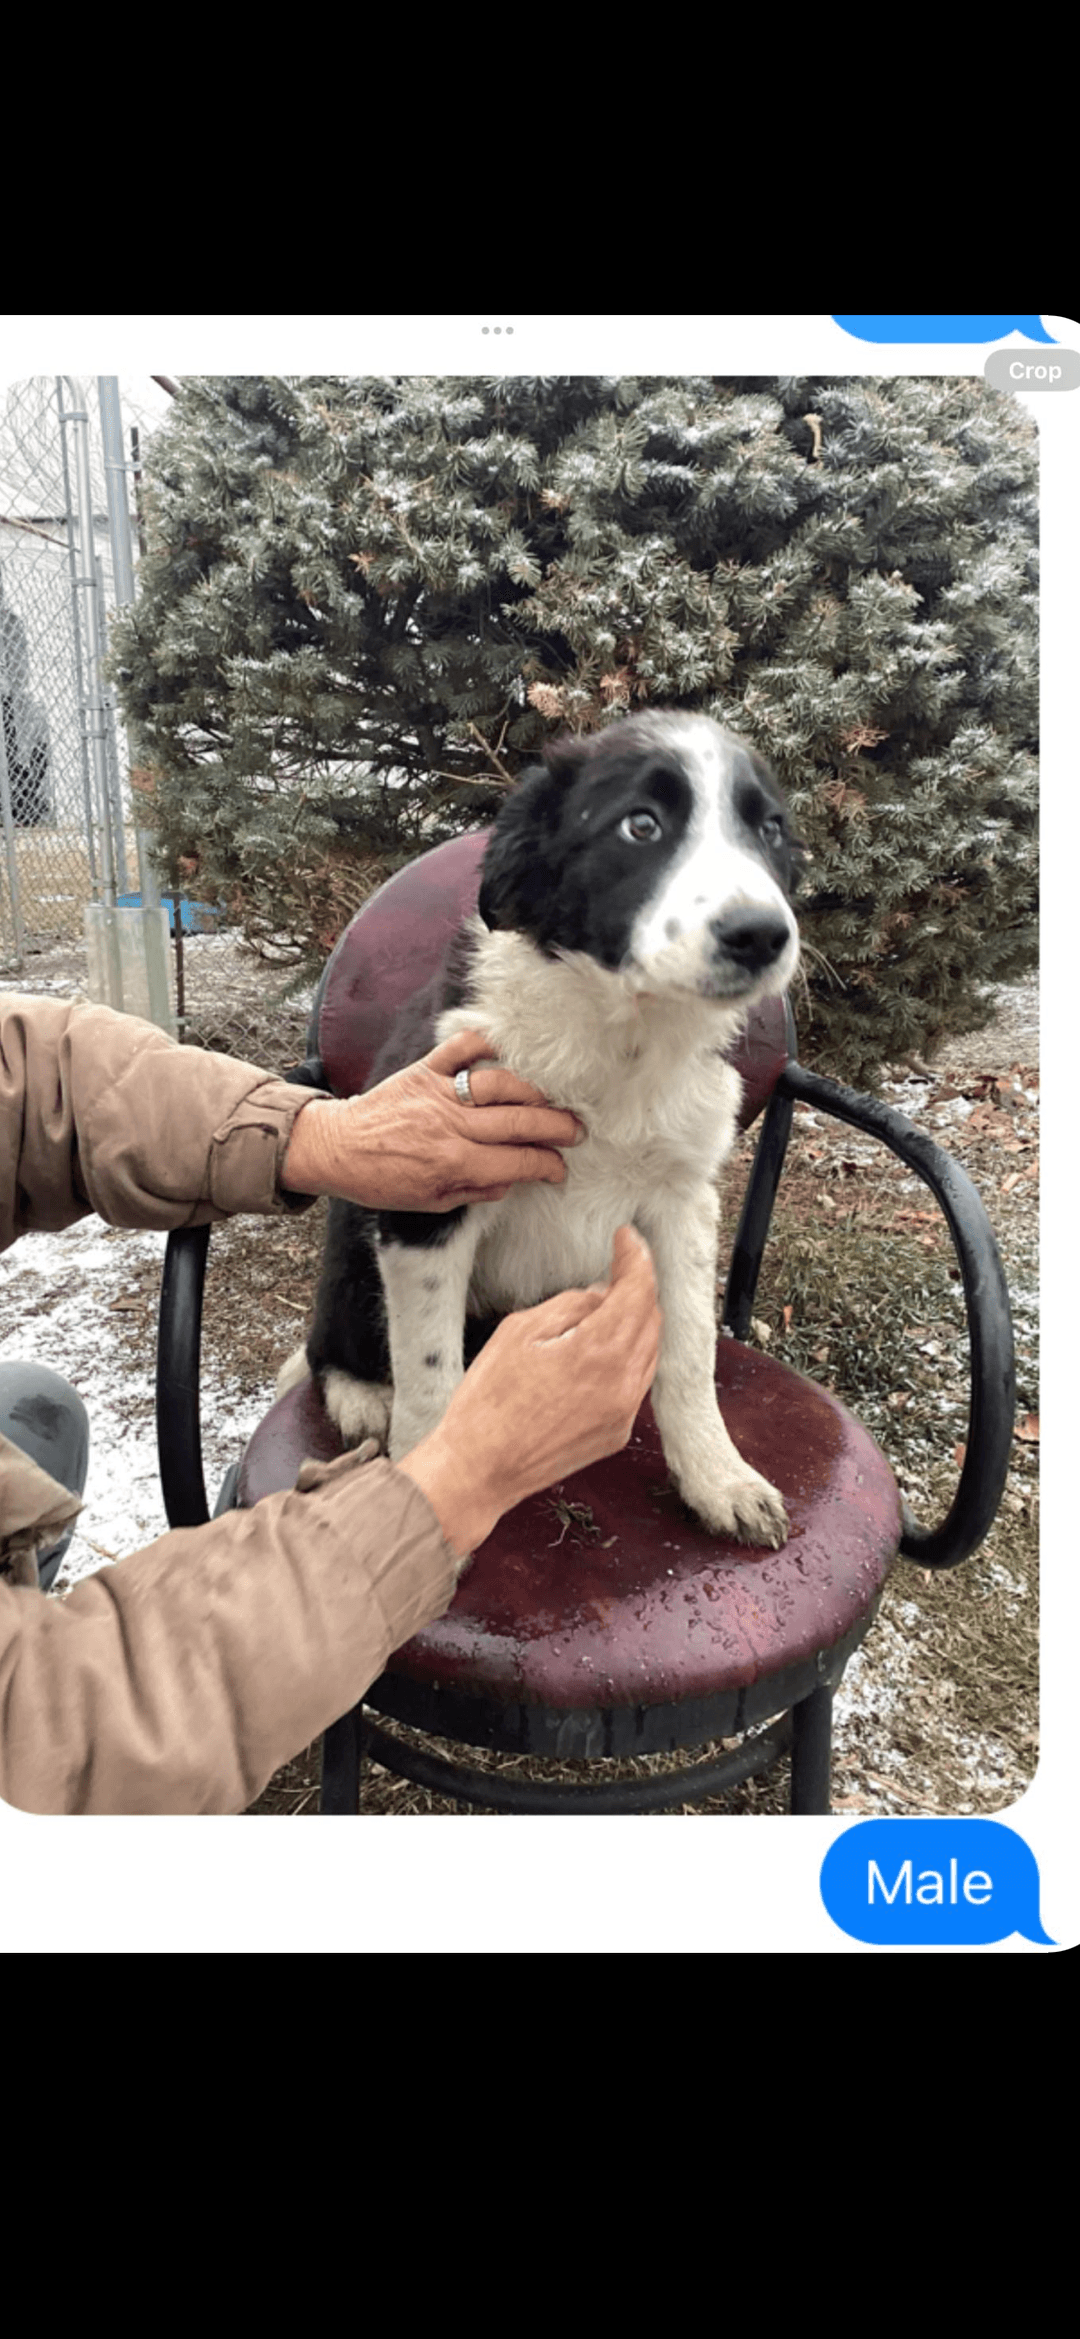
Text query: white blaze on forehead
626 718 796 980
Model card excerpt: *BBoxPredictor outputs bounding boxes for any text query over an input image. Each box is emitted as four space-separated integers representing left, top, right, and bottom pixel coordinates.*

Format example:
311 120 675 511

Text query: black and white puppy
281 712 801 1547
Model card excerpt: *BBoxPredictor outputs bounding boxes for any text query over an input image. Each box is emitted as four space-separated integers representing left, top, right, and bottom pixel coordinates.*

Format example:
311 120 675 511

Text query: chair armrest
777 1062 1016 1570
156 1224 212 1529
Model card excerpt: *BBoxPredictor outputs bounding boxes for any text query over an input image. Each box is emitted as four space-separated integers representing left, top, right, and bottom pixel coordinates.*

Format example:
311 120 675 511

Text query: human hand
280 1028 585 1213
396 1226 662 1562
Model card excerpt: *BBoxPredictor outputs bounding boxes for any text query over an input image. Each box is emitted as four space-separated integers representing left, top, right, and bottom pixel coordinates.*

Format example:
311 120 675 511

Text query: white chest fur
434 924 746 1314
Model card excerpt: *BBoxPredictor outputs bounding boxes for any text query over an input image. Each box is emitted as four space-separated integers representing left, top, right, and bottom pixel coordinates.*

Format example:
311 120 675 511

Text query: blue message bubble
833 315 1056 344
821 1820 1054 1946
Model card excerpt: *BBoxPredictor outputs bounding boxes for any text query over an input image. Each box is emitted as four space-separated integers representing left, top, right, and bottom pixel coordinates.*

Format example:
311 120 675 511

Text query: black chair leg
790 1684 833 1813
320 1705 364 1813
722 1084 795 1338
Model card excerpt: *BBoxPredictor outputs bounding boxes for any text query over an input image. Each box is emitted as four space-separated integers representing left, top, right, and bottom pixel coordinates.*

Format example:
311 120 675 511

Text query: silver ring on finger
454 1068 476 1106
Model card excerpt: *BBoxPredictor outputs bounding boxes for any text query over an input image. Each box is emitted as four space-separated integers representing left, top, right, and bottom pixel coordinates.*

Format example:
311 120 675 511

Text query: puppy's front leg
378 1213 484 1463
637 1187 789 1549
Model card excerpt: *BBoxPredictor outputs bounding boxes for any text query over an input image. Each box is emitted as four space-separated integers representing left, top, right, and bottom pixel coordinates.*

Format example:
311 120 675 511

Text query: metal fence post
56 376 98 899
2 376 170 976
97 376 173 1033
96 553 130 895
0 620 27 963
65 386 116 892
63 379 123 1007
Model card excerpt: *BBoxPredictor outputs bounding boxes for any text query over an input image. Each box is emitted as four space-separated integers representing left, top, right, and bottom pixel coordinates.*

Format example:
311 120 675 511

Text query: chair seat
239 1346 901 1744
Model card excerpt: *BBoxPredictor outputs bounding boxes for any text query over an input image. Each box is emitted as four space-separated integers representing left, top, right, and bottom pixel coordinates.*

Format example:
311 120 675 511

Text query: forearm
280 1094 351 1199
0 1451 459 1815
396 1431 503 1564
0 993 326 1249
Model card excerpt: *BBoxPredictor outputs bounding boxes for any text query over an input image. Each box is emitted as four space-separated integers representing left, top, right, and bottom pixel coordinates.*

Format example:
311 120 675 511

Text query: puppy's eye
760 814 784 845
620 810 662 844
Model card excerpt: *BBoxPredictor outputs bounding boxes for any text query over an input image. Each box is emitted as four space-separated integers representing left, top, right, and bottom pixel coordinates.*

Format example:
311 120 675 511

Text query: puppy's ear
478 733 589 933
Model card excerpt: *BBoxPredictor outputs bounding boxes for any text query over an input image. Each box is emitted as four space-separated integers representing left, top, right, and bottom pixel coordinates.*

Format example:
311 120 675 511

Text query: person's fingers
458 1101 583 1149
498 1231 656 1341
456 1063 552 1112
425 1030 586 1138
474 1108 582 1151
448 1185 512 1208
525 1285 609 1342
600 1227 658 1323
425 1028 502 1079
589 1235 662 1398
610 1224 654 1276
460 1141 569 1185
631 1308 663 1387
427 1028 547 1106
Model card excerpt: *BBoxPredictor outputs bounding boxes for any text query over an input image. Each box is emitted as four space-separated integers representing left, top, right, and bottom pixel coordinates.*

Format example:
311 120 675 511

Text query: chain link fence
3 376 333 1072
0 376 313 1069
0 376 169 971
156 929 318 1069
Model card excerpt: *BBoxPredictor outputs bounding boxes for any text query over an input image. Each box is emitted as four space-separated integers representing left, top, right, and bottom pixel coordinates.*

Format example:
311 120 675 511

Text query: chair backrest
313 830 791 1129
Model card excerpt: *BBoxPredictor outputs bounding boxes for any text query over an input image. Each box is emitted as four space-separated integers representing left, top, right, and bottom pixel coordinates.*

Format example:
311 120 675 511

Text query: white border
1 317 1073 1954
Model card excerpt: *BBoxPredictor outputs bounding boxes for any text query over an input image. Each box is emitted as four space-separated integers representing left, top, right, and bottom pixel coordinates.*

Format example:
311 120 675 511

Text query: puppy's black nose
710 909 790 971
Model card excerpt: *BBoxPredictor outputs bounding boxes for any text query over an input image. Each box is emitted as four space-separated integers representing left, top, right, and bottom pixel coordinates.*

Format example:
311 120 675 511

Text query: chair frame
156 1005 1015 1817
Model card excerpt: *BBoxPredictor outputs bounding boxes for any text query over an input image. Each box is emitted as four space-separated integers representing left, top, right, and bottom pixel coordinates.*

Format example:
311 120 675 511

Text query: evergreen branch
799 940 849 991
104 373 1037 1084
466 718 516 789
358 474 426 562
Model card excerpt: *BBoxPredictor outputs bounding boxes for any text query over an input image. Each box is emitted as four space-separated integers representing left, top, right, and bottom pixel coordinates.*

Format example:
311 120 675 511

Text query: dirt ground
1 933 1038 1821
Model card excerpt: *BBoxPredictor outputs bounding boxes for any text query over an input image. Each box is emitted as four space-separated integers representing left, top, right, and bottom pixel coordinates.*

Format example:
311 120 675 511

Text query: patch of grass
745 1207 969 1462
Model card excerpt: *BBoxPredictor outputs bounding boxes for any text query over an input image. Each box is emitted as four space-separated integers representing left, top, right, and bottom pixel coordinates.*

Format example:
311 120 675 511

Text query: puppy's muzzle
710 908 792 977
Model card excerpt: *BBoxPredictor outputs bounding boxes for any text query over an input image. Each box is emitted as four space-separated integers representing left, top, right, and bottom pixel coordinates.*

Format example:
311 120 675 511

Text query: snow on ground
1 1217 274 1590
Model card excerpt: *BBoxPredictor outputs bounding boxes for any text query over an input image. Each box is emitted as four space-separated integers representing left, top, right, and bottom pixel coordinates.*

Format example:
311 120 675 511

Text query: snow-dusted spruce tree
109 374 1037 1086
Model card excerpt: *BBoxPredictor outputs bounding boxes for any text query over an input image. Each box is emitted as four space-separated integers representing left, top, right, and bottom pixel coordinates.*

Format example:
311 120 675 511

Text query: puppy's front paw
689 1469 789 1550
322 1371 394 1452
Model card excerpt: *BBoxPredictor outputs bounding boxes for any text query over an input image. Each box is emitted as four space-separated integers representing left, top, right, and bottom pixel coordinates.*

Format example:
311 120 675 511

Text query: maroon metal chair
157 832 1015 1814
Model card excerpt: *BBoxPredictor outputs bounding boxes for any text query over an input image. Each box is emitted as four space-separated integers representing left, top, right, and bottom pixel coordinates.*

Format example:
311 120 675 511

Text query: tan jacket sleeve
0 990 322 1247
0 993 462 1813
0 1448 458 1814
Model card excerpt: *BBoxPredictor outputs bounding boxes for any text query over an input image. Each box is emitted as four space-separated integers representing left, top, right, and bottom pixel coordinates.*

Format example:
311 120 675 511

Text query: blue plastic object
115 892 224 933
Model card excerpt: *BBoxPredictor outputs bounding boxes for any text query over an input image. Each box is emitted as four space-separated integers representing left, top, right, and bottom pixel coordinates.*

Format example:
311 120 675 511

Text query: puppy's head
479 712 801 1005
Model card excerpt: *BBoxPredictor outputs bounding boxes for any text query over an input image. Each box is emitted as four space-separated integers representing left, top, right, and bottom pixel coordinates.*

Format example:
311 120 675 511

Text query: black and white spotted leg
377 1212 485 1462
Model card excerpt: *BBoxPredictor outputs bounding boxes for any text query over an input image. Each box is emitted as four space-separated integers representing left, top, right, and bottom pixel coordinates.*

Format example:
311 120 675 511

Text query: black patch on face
730 744 799 898
739 743 811 897
478 727 695 966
